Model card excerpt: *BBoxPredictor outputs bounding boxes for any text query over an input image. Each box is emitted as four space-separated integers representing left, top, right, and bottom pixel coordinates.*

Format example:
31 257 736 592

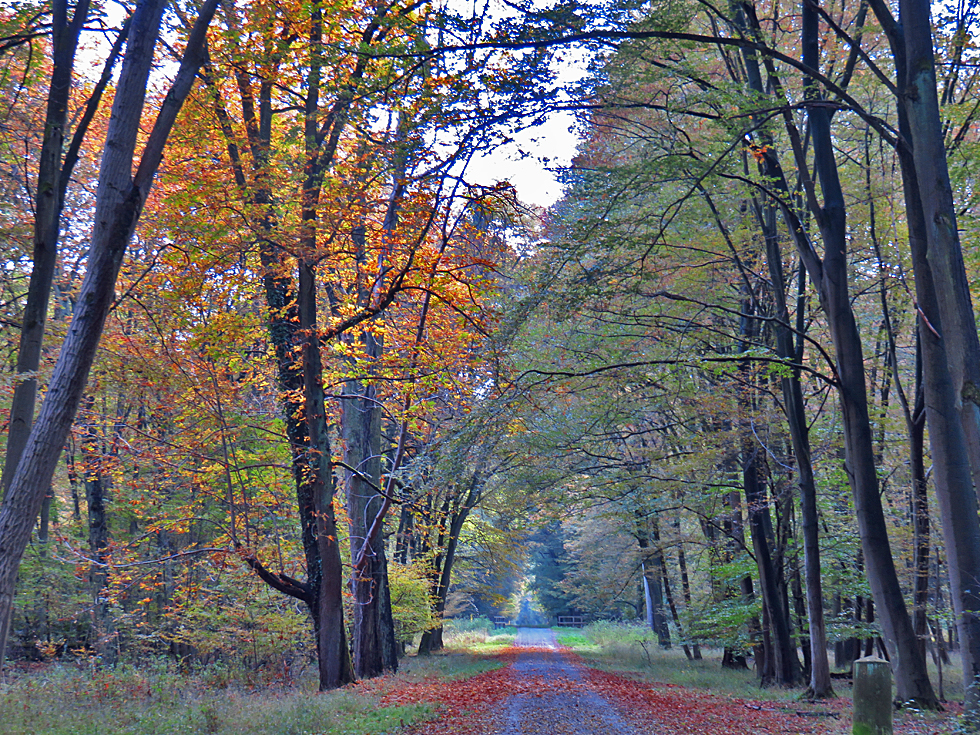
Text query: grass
442 619 516 654
0 654 466 735
0 624 513 735
558 622 965 707
397 650 503 681
553 628 599 653
560 626 775 700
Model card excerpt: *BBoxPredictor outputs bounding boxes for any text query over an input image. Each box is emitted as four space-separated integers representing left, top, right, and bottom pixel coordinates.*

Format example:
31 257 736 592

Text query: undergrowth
0 655 452 735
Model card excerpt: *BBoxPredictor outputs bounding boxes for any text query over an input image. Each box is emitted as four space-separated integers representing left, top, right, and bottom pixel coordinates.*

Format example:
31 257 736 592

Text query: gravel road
495 628 642 735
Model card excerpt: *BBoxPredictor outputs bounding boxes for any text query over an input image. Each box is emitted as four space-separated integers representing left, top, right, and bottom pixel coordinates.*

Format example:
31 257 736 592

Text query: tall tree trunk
899 0 980 501
344 150 405 677
743 443 800 685
0 0 218 668
204 27 326 663
867 0 980 717
637 518 670 647
758 198 832 696
344 331 395 677
82 395 114 664
675 509 702 660
728 2 826 692
1 0 108 497
736 0 940 705
419 480 479 655
722 0 935 702
910 368 930 654
896 0 980 720
659 550 689 658
299 262 355 689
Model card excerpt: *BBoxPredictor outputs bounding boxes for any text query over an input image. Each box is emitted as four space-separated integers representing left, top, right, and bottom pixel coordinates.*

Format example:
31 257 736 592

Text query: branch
133 0 220 192
242 553 313 604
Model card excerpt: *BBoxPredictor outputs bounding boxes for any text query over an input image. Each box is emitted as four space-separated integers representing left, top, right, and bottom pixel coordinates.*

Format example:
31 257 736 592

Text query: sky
465 109 583 208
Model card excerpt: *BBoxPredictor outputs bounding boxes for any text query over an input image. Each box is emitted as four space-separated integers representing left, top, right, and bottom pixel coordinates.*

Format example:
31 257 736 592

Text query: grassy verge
442 619 516 655
397 650 503 681
557 622 965 706
555 625 773 699
553 628 599 653
0 649 505 735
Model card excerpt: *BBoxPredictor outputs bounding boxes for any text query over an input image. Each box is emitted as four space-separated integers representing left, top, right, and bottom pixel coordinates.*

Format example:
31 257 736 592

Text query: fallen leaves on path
587 668 961 735
587 668 838 734
370 648 960 735
374 662 510 735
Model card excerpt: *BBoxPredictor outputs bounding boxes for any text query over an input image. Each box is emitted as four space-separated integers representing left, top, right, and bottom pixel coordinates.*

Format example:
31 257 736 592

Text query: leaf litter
371 644 960 735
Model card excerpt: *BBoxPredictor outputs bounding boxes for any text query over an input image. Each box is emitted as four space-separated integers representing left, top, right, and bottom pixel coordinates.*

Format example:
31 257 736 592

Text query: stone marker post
853 655 892 735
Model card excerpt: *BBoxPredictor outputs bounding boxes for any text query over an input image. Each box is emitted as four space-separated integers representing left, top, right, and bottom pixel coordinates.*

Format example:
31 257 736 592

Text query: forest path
494 627 642 735
385 630 891 735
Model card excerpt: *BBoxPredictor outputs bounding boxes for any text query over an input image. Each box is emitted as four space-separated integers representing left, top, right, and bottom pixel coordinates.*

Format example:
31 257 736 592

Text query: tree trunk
419 484 475 655
344 334 396 677
659 551 689 658
675 512 701 660
1 0 100 497
637 524 670 647
206 40 328 666
865 0 980 717
900 146 980 722
758 198 832 696
744 444 800 685
748 0 938 706
0 0 217 669
895 0 980 720
82 396 114 664
909 355 930 655
299 262 354 689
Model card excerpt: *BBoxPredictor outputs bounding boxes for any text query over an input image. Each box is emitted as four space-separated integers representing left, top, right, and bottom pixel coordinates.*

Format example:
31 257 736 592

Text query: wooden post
853 655 892 735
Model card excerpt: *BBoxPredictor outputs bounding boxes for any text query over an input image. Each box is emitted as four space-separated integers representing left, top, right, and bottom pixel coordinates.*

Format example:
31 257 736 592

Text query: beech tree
0 0 218 668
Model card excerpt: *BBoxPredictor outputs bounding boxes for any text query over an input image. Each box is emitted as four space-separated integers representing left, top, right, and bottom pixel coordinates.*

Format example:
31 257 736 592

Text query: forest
0 0 979 731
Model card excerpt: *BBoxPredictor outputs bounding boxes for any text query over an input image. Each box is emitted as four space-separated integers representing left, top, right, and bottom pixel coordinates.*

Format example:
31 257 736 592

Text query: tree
0 0 128 505
0 0 218 669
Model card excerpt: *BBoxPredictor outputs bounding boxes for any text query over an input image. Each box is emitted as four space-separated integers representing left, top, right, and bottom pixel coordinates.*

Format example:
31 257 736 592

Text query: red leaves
586 668 837 735
377 663 513 735
374 650 957 735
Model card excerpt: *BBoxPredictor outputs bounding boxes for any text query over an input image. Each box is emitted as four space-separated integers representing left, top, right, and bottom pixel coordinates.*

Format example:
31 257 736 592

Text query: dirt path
495 628 641 735
383 631 958 735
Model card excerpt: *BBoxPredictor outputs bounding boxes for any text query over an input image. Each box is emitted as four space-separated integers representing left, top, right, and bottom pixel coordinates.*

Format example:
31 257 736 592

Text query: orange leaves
747 142 771 164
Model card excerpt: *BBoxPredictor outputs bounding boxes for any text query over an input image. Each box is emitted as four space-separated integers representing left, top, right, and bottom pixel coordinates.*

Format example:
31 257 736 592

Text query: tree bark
637 529 670 647
299 262 355 689
1 0 96 497
728 1 828 693
722 0 937 704
899 0 980 501
743 443 800 686
418 480 479 655
759 207 831 696
204 19 326 659
344 329 396 677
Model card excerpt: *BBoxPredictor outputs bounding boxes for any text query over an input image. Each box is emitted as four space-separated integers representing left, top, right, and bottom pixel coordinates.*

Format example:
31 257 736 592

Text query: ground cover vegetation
1 0 980 730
